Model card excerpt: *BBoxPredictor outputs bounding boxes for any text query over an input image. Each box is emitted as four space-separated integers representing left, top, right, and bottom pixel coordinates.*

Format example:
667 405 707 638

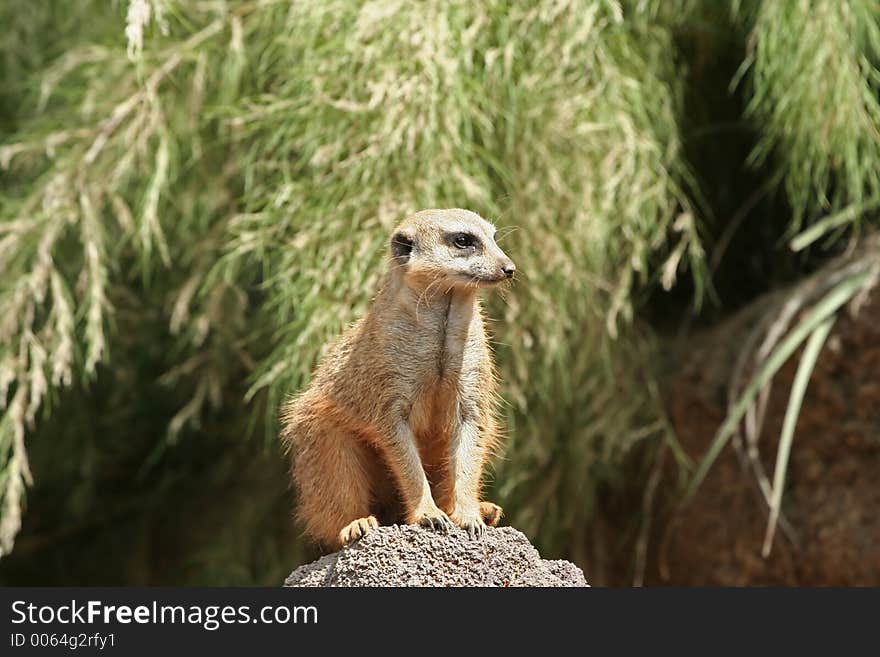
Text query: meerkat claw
458 517 486 539
418 511 453 533
467 522 486 539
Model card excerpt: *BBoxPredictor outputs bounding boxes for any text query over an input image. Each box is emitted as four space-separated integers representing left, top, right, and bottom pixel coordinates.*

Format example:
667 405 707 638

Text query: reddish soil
649 288 880 585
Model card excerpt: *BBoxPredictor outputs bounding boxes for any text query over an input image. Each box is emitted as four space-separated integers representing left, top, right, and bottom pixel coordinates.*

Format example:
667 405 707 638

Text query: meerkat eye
452 233 477 250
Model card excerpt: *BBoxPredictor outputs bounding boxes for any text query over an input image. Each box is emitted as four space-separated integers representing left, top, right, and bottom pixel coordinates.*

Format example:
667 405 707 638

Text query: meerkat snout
389 208 515 290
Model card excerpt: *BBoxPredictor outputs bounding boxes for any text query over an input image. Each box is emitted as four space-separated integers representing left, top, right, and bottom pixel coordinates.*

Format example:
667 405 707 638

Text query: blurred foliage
1 0 879 583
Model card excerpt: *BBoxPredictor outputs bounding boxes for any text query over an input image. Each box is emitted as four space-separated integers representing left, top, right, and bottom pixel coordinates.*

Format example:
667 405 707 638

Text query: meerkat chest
406 297 484 434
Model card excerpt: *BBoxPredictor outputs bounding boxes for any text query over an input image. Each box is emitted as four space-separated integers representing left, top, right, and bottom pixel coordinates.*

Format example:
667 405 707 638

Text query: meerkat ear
390 232 415 262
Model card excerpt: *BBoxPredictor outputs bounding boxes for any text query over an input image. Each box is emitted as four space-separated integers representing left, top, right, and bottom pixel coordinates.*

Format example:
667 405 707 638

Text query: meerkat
280 208 515 550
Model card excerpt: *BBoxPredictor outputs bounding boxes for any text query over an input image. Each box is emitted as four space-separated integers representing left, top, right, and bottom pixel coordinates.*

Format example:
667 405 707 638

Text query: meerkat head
389 209 515 291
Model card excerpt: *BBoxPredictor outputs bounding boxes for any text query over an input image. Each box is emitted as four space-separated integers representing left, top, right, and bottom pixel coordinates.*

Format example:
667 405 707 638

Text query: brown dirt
648 287 880 585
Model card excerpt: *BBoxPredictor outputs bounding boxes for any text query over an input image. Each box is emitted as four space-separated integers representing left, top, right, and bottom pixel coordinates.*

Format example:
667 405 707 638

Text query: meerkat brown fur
280 209 515 550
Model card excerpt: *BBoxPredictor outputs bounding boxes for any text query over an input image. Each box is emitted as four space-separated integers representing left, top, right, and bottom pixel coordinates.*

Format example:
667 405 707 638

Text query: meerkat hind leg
339 515 379 546
479 501 503 527
294 423 379 550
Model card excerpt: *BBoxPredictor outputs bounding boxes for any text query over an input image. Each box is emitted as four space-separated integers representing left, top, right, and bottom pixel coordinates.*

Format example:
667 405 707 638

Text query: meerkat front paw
413 506 454 533
451 506 487 539
338 515 379 545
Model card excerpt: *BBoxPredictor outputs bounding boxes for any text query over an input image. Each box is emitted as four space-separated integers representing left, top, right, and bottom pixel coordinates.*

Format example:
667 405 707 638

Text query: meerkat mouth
458 274 509 287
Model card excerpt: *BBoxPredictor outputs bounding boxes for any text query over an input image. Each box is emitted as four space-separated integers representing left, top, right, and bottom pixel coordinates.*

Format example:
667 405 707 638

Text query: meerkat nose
502 261 516 278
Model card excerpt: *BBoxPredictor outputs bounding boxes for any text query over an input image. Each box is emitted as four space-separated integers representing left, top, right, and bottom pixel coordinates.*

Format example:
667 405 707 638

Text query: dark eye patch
450 232 479 250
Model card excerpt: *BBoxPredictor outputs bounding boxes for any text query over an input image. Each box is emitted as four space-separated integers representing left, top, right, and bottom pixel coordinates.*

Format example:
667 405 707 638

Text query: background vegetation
1 0 878 584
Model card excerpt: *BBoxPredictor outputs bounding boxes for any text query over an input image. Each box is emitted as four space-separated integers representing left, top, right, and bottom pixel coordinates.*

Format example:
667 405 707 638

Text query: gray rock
284 525 589 587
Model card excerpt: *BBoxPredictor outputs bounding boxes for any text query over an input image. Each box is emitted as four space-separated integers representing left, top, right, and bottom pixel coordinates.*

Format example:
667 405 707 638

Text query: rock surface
284 525 588 587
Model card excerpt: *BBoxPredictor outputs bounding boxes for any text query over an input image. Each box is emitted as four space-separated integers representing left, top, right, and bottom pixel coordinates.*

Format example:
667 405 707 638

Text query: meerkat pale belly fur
280 208 515 549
